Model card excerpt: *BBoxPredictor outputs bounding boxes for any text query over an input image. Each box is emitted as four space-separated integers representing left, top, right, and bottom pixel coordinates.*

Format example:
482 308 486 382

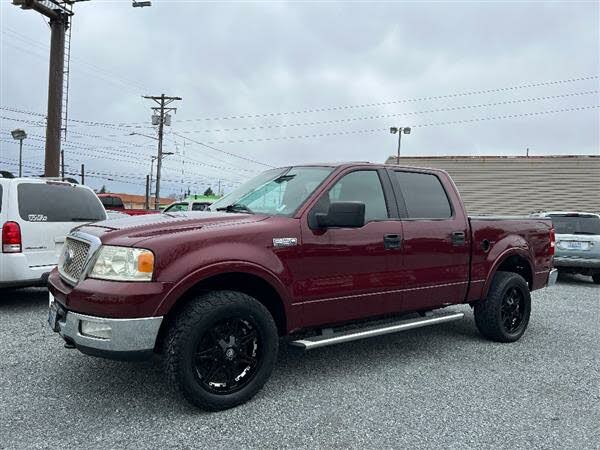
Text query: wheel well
496 255 533 289
161 272 287 339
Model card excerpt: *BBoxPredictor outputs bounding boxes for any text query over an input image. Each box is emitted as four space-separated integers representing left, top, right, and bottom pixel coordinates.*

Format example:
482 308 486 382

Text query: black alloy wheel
165 290 279 411
474 271 531 343
193 318 261 395
500 287 525 334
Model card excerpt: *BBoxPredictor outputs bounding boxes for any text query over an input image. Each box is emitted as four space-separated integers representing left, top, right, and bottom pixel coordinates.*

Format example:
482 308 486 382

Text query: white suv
0 177 106 288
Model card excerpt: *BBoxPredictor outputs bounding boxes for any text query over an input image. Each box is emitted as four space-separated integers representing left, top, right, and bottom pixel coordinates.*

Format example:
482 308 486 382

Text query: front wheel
164 290 279 411
474 271 531 342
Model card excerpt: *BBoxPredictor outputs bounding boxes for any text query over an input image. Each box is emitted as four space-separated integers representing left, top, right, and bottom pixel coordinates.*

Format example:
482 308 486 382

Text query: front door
297 169 404 328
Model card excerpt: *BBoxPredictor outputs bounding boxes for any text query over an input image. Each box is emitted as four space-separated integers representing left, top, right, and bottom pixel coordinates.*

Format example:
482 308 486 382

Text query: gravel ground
0 274 598 449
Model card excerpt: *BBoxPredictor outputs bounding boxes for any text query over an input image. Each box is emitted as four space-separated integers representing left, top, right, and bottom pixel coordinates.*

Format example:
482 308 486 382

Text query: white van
0 177 106 288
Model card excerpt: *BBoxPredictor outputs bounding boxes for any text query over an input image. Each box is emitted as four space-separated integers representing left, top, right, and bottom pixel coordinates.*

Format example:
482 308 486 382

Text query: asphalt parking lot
0 275 598 449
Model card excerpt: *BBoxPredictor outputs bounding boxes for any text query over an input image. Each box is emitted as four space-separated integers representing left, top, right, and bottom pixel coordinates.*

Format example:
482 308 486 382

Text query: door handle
384 234 402 250
451 231 466 246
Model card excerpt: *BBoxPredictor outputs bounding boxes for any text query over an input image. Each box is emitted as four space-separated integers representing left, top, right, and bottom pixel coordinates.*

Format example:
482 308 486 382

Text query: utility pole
80 163 85 184
143 94 181 210
145 175 150 210
12 1 88 177
61 150 65 180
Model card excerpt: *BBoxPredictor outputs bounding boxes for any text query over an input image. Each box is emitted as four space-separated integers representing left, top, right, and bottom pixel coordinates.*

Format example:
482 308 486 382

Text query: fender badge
273 237 298 248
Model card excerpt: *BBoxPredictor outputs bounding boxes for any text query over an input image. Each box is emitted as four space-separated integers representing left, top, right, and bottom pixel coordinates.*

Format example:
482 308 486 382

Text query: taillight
2 221 22 253
549 227 555 256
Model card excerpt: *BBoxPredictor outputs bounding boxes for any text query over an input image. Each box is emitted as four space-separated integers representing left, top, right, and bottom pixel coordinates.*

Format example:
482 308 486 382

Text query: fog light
80 320 112 340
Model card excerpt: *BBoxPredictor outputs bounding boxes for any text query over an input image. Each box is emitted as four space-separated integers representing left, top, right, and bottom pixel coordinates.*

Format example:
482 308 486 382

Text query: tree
203 187 214 196
98 185 107 194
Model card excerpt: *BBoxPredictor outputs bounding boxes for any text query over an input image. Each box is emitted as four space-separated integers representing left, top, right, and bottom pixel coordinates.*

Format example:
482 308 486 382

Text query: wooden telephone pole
143 94 182 210
12 0 88 177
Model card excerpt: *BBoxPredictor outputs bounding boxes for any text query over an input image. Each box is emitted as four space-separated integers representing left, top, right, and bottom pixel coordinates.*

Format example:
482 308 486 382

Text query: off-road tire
164 290 278 411
474 271 531 343
592 273 600 285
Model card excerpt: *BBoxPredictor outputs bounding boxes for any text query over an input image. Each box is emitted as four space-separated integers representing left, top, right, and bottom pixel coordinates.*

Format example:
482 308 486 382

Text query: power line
0 135 245 185
172 133 274 168
152 74 600 124
172 90 599 134
172 105 600 145
2 28 150 94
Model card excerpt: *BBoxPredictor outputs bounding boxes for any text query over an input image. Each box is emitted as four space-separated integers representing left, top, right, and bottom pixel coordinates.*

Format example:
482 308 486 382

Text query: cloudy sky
1 0 599 196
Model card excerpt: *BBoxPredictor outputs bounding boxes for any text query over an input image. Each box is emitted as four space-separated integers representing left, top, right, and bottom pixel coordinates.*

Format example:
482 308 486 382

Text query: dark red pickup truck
48 163 557 410
97 194 157 216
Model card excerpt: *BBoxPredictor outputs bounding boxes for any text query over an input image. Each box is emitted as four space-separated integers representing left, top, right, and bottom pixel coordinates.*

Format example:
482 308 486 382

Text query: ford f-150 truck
47 163 557 411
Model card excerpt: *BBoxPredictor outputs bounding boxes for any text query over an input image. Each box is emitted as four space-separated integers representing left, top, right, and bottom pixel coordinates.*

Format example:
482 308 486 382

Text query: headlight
89 246 154 282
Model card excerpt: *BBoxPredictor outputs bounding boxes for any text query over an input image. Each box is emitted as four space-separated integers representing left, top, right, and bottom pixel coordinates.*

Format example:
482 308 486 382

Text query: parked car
48 163 556 410
0 177 106 288
104 210 130 220
98 194 157 216
532 211 600 284
163 200 213 213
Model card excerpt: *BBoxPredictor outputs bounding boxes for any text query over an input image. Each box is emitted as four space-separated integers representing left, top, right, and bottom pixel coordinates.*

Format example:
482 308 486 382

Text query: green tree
203 187 214 196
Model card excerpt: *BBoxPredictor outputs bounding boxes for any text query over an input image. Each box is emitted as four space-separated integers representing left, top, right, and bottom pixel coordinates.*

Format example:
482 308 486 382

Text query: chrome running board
290 311 465 351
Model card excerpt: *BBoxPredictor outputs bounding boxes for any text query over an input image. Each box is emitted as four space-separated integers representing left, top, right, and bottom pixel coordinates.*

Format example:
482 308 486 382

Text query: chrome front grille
59 237 91 284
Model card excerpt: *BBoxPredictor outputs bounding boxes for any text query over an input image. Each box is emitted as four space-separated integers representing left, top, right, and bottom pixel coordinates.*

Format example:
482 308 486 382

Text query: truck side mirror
315 202 366 228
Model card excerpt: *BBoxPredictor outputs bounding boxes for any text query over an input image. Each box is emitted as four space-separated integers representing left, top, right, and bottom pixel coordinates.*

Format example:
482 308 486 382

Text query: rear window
549 215 600 235
100 196 124 208
394 171 452 219
18 183 106 222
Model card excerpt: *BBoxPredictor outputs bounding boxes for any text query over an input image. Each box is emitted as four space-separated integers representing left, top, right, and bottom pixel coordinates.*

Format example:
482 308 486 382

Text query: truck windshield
549 214 600 235
210 166 334 216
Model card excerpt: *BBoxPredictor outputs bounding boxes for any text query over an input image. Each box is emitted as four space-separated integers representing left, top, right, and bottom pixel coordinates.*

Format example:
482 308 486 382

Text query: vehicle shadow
556 272 596 286
0 287 48 310
43 308 480 417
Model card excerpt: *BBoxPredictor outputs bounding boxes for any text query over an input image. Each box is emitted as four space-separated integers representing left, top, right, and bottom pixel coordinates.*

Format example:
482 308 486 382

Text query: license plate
560 241 589 250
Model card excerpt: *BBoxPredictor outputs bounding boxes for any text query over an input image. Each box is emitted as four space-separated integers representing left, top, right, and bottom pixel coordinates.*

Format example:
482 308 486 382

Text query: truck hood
74 211 269 245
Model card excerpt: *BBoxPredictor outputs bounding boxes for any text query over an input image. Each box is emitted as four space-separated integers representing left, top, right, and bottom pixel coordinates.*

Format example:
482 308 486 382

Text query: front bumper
49 293 163 360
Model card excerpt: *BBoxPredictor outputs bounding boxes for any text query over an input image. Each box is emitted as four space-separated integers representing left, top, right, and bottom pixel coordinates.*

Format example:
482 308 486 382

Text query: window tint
18 183 106 222
394 171 452 219
315 170 389 222
549 215 600 235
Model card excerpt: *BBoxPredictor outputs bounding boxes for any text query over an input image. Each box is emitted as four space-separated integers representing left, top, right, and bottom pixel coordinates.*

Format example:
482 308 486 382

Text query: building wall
384 156 600 215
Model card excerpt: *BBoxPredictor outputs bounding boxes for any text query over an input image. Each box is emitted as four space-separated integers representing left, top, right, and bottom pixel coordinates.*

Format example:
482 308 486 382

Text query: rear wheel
474 271 531 342
592 273 600 285
164 290 278 411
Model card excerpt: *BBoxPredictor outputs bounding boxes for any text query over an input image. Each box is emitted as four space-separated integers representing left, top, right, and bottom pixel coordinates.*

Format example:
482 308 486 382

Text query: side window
315 170 389 222
166 203 189 212
394 171 452 219
0 184 3 213
192 203 209 211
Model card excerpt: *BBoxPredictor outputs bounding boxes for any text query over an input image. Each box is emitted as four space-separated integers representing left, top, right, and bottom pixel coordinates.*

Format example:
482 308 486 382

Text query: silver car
535 211 600 284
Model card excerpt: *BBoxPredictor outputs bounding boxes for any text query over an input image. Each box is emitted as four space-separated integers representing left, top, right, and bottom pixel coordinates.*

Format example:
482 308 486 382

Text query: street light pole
11 129 27 177
390 127 412 164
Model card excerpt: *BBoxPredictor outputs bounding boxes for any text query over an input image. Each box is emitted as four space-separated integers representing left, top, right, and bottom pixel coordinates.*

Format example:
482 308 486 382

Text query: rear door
16 182 106 268
388 169 470 311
